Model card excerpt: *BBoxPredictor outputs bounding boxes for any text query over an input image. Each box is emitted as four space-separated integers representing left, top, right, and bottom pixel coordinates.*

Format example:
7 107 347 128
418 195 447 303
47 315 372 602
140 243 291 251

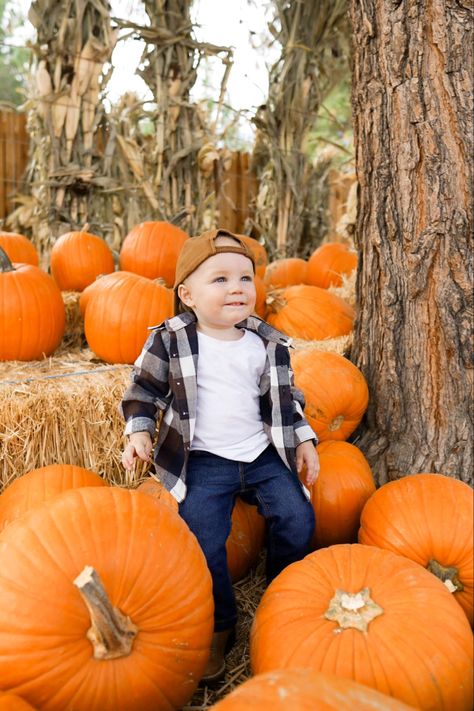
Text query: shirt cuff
124 417 156 437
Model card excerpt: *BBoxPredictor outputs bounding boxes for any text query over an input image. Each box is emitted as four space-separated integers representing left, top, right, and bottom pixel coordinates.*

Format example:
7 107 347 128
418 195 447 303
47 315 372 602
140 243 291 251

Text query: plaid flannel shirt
120 312 316 502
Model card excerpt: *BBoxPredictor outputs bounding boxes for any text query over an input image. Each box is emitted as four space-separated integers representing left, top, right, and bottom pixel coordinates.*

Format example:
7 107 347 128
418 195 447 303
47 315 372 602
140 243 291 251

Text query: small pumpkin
291 349 369 441
309 441 375 548
237 235 268 278
0 247 65 361
210 668 417 710
119 221 189 286
0 231 39 266
0 463 107 532
0 486 214 711
266 285 354 340
250 544 473 710
307 241 357 289
50 231 115 291
264 257 308 289
358 472 474 625
84 273 173 363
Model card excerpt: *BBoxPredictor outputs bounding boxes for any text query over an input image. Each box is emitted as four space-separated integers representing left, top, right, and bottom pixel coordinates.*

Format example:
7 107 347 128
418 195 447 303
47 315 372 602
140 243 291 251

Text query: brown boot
200 628 236 685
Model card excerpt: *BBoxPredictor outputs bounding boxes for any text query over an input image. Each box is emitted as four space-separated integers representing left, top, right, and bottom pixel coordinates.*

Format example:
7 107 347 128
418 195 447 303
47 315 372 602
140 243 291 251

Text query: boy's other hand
122 432 153 470
296 441 320 486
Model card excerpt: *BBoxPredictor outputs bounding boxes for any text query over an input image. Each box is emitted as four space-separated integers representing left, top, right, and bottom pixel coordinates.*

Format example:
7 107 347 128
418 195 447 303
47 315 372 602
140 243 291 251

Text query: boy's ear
177 283 193 307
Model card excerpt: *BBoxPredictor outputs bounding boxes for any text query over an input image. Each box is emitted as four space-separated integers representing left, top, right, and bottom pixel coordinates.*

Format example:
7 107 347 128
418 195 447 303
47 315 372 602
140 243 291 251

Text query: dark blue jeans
178 444 315 632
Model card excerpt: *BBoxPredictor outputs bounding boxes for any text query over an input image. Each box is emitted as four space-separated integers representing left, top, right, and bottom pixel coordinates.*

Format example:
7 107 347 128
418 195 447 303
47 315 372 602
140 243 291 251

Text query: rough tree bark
350 0 473 485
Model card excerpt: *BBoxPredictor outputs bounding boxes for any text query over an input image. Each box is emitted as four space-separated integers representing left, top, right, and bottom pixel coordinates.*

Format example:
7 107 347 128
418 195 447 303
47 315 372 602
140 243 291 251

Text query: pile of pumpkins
0 461 472 710
0 223 357 364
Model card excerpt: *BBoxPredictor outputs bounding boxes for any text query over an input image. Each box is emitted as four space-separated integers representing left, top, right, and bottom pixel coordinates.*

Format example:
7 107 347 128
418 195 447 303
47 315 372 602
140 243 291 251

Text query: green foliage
0 0 30 106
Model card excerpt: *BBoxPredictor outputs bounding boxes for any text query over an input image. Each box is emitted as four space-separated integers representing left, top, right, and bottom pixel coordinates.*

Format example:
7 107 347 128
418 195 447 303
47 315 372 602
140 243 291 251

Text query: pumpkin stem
426 559 464 593
0 246 15 273
324 587 384 633
74 565 138 660
265 288 286 313
328 415 345 432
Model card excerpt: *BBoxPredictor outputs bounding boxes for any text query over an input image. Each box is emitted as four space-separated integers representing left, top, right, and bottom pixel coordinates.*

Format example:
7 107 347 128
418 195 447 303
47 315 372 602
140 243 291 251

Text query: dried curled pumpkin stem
427 559 464 593
0 246 15 273
74 565 138 660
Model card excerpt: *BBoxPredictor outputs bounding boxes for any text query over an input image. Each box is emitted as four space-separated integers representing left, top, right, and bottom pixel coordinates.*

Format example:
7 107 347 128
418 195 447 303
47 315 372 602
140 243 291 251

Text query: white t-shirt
191 329 270 460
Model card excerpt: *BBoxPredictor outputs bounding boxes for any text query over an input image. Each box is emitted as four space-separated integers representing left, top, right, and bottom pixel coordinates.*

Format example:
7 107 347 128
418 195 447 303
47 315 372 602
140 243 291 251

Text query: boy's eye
214 276 226 283
241 275 253 282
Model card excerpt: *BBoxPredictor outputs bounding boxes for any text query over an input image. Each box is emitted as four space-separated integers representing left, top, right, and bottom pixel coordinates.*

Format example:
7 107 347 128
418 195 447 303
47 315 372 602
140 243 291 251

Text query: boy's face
177 250 256 335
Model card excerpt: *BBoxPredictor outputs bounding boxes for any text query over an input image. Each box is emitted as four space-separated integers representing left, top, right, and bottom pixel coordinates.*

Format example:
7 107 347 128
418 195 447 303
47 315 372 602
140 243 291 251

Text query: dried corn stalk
25 0 117 262
253 0 349 259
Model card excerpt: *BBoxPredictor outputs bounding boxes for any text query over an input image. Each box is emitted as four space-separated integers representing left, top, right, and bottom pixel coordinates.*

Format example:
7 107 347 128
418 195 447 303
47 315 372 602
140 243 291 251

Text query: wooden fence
0 111 29 221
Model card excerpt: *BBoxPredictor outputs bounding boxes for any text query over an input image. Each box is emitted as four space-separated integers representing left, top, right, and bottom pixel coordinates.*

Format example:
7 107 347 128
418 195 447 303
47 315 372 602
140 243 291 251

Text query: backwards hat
173 228 255 315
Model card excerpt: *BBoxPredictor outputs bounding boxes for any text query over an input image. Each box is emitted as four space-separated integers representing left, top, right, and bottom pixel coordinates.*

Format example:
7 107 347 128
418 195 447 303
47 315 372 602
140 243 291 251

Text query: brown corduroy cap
173 229 255 315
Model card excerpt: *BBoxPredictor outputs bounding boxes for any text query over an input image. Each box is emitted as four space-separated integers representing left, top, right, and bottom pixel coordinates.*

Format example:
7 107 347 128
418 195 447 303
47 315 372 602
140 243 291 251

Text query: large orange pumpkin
79 270 144 316
250 544 473 710
137 478 265 582
119 221 189 286
266 285 354 340
264 257 308 289
0 463 107 532
236 235 268 278
0 231 39 266
307 242 357 289
50 231 115 291
309 441 375 548
291 349 369 441
84 273 173 363
359 473 474 625
0 248 65 361
0 693 37 711
210 668 417 710
0 487 214 711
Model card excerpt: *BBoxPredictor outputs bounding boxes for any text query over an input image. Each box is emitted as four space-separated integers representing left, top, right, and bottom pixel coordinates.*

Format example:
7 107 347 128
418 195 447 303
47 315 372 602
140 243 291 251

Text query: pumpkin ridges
50 231 115 292
119 221 189 286
0 231 39 267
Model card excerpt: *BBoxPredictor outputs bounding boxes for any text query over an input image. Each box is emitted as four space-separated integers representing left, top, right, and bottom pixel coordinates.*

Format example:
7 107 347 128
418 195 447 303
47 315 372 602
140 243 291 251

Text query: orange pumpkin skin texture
79 270 143 316
309 441 375 548
50 231 115 291
210 668 417 711
0 253 65 361
0 463 107 532
254 274 267 318
119 221 189 286
0 693 37 711
250 544 474 711
0 487 214 711
291 350 369 441
236 235 268 278
137 479 265 583
0 231 39 266
266 285 354 340
307 242 357 289
84 273 173 363
358 473 474 625
264 257 308 289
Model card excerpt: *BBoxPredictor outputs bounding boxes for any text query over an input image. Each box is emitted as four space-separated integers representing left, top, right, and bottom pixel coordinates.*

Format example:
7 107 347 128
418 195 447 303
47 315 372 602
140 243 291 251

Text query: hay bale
0 349 149 492
62 291 85 349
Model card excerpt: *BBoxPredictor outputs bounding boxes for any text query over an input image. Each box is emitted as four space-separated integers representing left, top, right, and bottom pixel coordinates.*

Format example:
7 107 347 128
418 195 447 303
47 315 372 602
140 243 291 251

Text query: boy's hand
122 432 153 470
296 441 320 486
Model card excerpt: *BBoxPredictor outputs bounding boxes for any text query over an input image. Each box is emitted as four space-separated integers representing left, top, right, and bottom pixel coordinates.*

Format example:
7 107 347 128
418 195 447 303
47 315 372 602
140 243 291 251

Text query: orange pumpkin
254 274 267 318
137 478 265 582
50 231 115 291
0 487 214 711
0 464 107 532
250 544 473 710
237 235 268 278
0 231 39 266
307 242 357 289
119 221 189 286
266 285 354 340
210 668 417 710
0 692 37 711
264 257 308 289
0 247 65 361
291 349 369 441
79 270 143 316
309 441 375 548
359 473 474 625
84 273 173 363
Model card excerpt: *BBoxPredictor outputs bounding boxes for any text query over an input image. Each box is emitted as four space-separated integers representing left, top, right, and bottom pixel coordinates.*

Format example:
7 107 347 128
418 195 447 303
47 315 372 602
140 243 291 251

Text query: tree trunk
350 0 473 485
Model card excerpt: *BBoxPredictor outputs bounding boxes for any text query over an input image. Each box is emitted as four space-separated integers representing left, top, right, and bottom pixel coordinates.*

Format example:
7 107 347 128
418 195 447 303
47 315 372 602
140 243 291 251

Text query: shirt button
176 381 181 385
